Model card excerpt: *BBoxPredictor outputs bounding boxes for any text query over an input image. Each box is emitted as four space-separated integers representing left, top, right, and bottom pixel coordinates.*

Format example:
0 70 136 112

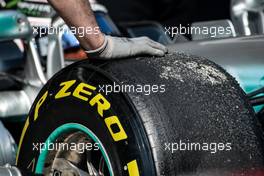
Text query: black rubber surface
17 53 264 176
99 52 264 175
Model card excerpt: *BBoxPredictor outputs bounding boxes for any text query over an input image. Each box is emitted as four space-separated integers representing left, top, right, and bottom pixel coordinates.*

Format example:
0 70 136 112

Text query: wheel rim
35 123 114 176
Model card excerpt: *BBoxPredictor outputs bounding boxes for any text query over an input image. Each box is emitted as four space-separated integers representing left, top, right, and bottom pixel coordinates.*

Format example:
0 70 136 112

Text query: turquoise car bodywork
0 10 32 41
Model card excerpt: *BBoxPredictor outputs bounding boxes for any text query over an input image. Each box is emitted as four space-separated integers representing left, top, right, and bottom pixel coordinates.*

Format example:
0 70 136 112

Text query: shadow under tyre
17 53 264 176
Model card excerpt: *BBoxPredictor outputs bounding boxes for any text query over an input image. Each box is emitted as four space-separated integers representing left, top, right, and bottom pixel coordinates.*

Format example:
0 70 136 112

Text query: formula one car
0 0 264 175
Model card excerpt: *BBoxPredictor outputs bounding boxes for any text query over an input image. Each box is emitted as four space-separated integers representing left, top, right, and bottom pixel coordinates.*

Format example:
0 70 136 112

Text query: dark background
98 0 231 27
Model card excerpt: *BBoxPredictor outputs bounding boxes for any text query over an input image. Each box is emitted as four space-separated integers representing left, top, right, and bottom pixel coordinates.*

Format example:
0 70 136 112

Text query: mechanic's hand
86 35 168 59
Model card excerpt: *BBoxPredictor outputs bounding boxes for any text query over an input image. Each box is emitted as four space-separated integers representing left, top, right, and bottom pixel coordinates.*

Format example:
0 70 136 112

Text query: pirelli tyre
16 53 264 176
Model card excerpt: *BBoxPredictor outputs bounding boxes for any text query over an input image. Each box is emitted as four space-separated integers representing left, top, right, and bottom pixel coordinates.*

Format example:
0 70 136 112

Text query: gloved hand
85 35 168 59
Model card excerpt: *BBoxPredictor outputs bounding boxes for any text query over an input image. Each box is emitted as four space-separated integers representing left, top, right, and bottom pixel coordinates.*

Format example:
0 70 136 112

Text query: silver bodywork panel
169 35 264 93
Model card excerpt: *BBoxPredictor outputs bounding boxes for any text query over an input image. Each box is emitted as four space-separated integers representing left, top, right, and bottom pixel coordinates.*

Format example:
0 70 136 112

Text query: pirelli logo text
34 80 128 142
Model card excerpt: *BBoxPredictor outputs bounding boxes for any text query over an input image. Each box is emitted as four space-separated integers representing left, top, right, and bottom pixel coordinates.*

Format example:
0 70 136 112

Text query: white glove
86 35 168 59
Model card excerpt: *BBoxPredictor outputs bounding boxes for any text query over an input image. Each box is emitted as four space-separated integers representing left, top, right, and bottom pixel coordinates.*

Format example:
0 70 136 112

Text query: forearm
48 0 167 59
48 0 104 50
